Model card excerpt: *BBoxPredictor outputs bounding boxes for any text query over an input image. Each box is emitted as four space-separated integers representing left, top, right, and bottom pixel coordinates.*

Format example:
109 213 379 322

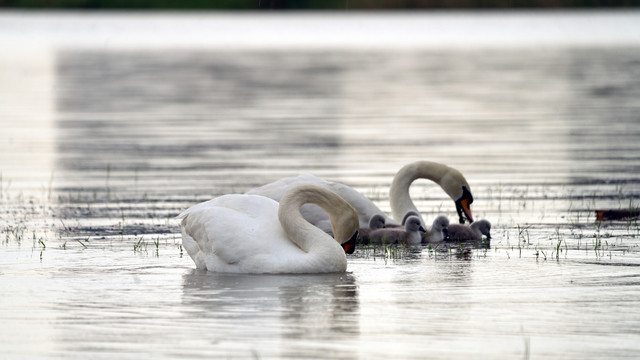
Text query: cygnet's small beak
419 226 427 233
443 228 450 240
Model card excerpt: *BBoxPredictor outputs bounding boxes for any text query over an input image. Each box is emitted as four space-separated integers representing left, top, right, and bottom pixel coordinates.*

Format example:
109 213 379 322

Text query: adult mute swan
390 161 474 225
247 173 398 234
247 161 474 234
178 185 360 274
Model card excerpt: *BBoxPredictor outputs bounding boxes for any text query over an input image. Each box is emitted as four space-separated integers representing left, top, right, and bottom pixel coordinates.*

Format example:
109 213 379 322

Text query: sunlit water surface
2 11 640 359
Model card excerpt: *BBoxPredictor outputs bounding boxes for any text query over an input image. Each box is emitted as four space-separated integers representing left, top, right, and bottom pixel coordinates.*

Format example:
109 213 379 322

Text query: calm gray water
2 11 640 359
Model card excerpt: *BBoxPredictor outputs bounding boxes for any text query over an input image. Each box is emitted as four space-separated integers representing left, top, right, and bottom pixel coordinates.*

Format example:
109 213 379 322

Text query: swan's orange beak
341 230 358 254
460 198 473 223
455 186 474 224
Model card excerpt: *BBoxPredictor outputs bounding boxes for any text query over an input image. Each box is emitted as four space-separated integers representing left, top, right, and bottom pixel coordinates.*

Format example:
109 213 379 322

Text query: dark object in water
595 209 640 221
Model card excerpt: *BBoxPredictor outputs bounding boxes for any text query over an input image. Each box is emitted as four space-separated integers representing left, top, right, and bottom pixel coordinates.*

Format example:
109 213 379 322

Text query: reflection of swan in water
178 185 359 274
181 270 359 357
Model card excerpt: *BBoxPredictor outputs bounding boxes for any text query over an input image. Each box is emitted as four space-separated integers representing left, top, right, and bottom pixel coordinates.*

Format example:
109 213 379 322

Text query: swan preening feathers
178 185 359 274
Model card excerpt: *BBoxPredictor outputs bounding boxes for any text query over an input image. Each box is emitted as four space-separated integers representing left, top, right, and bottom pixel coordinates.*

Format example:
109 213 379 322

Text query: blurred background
1 0 638 8
2 0 640 359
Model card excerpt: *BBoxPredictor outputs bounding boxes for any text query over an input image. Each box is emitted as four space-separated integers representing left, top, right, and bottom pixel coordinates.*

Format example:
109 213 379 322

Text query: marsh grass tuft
133 236 147 253
358 242 408 261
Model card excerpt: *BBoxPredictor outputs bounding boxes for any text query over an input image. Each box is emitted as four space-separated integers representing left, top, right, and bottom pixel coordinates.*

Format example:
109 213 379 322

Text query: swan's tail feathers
180 224 207 269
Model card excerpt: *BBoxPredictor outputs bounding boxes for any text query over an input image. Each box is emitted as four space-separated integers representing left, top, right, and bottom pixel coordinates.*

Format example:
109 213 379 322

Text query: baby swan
385 211 422 229
447 219 492 241
424 215 451 243
368 216 426 246
402 211 422 225
358 214 387 244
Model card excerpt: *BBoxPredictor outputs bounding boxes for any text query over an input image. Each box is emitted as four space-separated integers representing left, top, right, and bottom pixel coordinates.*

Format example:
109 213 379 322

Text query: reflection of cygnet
368 216 426 246
447 219 492 241
358 214 387 244
425 215 450 243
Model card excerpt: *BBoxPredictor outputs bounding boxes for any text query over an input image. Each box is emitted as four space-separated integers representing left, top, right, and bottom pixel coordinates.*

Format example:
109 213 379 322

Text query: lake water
2 10 640 359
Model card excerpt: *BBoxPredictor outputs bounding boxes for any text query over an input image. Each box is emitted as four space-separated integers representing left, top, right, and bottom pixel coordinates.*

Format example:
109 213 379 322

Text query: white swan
247 173 398 233
447 219 492 241
368 215 426 246
178 185 360 274
247 161 474 234
390 161 474 225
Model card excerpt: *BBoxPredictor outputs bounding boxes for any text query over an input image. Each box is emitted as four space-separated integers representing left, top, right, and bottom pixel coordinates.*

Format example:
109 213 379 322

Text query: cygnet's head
431 215 450 239
405 216 427 233
368 214 386 230
471 219 492 239
402 211 422 225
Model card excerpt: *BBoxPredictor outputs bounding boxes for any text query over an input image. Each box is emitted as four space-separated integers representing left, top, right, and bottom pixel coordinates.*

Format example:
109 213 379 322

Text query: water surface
2 11 640 359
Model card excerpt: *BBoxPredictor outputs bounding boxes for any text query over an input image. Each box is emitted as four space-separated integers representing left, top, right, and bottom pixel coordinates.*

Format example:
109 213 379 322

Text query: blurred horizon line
1 0 639 10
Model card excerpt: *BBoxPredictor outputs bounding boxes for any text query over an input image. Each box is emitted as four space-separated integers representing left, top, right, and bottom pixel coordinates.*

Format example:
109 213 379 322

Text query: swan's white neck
390 161 450 223
278 185 355 259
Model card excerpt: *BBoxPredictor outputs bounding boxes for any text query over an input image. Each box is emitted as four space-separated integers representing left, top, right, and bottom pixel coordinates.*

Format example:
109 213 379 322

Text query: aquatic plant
133 236 147 253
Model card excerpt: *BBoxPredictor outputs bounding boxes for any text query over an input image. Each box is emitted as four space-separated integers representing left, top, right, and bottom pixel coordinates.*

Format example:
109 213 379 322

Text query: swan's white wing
179 194 303 273
246 174 326 200
247 174 335 232
322 179 398 227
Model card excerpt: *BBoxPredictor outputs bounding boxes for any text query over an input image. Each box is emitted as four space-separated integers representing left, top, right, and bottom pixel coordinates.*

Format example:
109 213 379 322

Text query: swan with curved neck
178 185 359 274
247 161 474 234
247 173 398 233
390 161 474 225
